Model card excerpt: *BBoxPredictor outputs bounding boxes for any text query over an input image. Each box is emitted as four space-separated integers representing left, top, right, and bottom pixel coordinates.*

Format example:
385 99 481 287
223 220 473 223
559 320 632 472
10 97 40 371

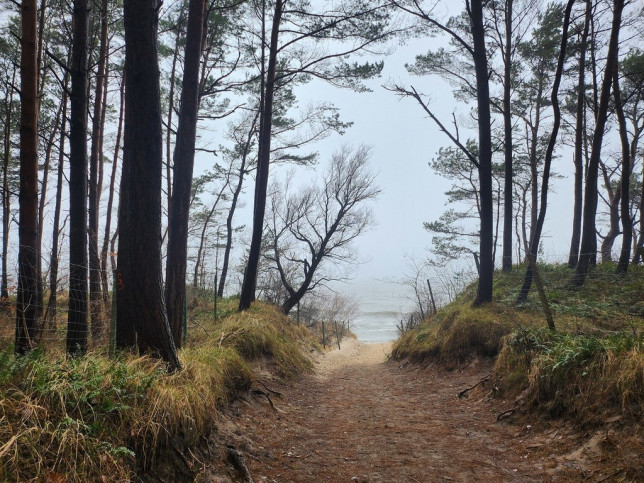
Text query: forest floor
206 338 642 482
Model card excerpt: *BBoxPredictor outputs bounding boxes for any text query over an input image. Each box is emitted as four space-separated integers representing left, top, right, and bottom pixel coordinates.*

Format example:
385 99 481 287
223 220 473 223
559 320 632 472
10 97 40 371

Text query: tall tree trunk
520 184 529 259
44 85 68 326
588 8 599 267
614 58 632 274
1 68 15 307
239 0 283 311
67 0 90 355
501 0 513 272
634 160 644 264
36 0 47 105
100 77 125 303
88 0 109 337
470 0 494 306
15 0 41 354
573 0 624 285
33 0 50 320
165 0 206 347
528 91 543 247
37 86 64 322
568 0 591 268
218 113 259 298
165 9 186 210
493 179 501 264
516 0 575 304
118 0 181 370
192 201 218 287
599 163 621 263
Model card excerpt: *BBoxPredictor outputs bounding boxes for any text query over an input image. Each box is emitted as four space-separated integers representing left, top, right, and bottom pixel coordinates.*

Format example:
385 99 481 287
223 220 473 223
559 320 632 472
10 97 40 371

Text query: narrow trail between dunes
218 339 627 482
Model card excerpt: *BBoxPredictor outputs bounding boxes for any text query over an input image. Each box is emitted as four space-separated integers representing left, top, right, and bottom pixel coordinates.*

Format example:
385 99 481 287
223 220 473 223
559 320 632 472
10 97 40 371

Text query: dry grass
391 263 644 424
391 301 523 366
0 298 314 481
494 329 644 424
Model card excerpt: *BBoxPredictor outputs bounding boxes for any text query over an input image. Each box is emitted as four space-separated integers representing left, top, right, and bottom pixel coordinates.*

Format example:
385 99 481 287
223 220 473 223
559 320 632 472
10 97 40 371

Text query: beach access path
218 338 625 482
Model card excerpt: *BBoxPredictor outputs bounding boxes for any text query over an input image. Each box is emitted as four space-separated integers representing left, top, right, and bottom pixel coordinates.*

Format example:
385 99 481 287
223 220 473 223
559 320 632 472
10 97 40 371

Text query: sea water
342 279 413 343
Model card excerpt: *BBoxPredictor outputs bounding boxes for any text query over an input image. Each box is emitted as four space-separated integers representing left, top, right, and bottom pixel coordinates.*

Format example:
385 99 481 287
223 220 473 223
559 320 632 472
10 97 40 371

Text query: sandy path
220 339 627 482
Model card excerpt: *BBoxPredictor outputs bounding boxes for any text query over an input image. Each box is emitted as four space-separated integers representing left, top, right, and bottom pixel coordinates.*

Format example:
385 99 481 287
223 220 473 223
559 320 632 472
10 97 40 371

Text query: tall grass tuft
494 329 644 424
0 299 313 481
391 300 519 366
391 264 644 368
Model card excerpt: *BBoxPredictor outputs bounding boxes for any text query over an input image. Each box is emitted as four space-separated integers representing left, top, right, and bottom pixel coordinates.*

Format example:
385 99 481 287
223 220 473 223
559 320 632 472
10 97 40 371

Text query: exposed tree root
458 372 491 399
227 445 254 483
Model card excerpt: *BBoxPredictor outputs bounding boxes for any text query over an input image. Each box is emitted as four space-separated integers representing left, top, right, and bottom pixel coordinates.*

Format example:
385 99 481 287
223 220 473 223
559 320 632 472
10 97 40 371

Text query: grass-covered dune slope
0 298 314 481
392 263 644 423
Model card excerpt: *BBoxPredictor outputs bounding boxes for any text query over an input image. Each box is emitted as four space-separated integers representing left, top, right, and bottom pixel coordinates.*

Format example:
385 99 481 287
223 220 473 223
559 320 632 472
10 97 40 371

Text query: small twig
252 389 277 412
171 441 193 470
243 450 267 467
458 372 491 398
187 447 210 471
497 408 516 421
252 379 282 396
187 320 210 337
45 48 71 73
597 469 623 482
219 328 247 347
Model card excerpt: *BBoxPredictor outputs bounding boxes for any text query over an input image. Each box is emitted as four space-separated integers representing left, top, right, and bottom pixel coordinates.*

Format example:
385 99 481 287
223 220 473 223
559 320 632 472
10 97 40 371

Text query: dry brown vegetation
0 298 315 481
392 263 644 438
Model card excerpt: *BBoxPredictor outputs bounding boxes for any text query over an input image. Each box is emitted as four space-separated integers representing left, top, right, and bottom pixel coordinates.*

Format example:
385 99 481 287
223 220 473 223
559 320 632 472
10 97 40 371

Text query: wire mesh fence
1 264 118 353
1 246 641 352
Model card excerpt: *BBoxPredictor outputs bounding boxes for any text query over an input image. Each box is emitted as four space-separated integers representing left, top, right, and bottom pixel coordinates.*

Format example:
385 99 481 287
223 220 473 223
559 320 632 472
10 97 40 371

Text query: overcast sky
268 36 578 287
193 12 608 315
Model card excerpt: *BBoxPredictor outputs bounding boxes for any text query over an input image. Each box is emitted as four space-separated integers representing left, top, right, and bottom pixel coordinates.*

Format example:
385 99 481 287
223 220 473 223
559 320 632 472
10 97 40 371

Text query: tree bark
165 0 205 347
100 77 124 304
239 0 283 311
568 0 591 268
516 0 575 304
470 0 494 306
44 85 68 326
34 0 49 321
66 0 90 356
16 0 41 354
118 0 181 370
634 161 644 264
218 113 258 298
528 90 543 248
1 68 15 307
501 0 513 272
165 8 187 209
572 0 624 286
599 163 621 263
614 57 632 274
88 0 109 337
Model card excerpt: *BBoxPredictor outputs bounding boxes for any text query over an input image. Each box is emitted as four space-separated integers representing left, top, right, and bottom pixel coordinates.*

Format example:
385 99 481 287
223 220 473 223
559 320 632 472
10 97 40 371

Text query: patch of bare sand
207 340 641 482
315 338 391 378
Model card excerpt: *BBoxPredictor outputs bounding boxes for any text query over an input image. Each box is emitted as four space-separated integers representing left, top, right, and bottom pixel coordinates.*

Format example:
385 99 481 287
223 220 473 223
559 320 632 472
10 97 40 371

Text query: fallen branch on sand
252 379 282 396
496 408 515 421
458 372 491 399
